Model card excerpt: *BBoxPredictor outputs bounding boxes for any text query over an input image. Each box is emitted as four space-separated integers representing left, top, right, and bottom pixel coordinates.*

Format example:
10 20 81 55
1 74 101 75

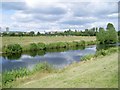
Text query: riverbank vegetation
2 47 118 88
2 40 96 54
1 36 95 52
81 47 118 61
2 62 54 88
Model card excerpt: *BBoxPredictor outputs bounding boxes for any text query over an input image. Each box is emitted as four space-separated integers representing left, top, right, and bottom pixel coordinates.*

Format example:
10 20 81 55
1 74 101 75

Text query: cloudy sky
1 0 119 32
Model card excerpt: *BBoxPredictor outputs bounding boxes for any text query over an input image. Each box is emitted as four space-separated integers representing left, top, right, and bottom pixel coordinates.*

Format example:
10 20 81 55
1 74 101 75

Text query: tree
96 27 106 44
105 23 117 44
96 23 117 44
29 31 35 36
37 32 41 36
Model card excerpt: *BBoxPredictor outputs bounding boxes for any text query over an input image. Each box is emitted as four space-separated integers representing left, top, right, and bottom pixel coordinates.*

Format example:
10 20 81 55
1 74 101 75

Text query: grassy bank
17 53 118 88
1 36 96 52
2 47 118 88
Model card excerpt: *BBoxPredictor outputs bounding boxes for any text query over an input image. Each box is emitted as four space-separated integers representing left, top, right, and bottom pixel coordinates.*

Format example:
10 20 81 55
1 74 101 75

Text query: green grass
9 52 118 88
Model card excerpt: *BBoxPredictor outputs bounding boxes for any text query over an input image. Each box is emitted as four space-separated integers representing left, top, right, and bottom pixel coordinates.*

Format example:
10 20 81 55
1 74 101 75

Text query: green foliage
81 54 94 61
3 41 96 53
3 44 22 53
81 47 118 61
56 42 68 48
96 23 117 44
96 27 106 44
2 63 54 87
77 40 86 46
95 49 108 57
66 42 76 47
29 43 37 51
105 23 117 44
118 36 120 42
86 41 97 45
37 43 46 50
2 28 97 36
2 68 31 85
33 62 53 73
29 31 35 36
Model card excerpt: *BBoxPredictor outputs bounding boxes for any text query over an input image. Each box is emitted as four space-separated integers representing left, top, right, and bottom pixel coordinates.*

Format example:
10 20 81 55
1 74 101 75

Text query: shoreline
9 52 118 88
2 47 118 88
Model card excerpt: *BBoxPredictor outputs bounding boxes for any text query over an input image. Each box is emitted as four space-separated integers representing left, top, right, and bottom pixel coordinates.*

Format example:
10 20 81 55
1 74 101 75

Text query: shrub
37 42 46 50
56 42 68 48
108 47 118 53
3 44 22 53
29 43 37 51
45 43 56 49
95 49 108 57
81 54 94 61
2 68 31 85
86 41 96 45
67 42 77 47
78 40 85 46
33 62 53 73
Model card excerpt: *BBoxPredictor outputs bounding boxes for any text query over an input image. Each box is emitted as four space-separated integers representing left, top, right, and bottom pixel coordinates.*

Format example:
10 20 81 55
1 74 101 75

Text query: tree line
1 27 98 36
1 23 119 44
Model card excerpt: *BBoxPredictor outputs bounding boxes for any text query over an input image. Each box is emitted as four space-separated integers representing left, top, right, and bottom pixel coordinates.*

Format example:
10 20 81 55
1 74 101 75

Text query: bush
3 44 22 53
2 68 31 85
56 42 68 48
95 49 108 57
78 40 85 46
81 54 94 61
46 43 57 49
108 47 118 53
37 42 46 50
67 42 77 47
33 62 53 73
29 43 37 51
86 41 96 45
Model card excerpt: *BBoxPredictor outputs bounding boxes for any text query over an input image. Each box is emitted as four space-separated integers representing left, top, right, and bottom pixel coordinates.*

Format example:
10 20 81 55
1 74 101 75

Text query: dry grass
1 36 95 52
2 36 95 46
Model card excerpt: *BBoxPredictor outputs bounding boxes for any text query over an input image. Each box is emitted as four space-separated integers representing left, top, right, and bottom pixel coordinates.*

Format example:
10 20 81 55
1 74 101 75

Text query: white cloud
2 1 118 32
107 13 118 18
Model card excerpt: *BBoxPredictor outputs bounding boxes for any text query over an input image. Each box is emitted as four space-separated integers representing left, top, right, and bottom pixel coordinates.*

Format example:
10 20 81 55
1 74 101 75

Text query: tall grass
81 47 118 61
2 62 53 87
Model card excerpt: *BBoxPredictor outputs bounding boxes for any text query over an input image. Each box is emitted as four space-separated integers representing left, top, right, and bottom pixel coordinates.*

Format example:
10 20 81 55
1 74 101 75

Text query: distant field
0 36 96 51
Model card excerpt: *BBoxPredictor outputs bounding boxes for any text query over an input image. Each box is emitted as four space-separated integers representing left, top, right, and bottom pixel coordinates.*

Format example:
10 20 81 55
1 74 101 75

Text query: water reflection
1 44 118 72
96 43 118 51
2 46 85 60
2 46 90 72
